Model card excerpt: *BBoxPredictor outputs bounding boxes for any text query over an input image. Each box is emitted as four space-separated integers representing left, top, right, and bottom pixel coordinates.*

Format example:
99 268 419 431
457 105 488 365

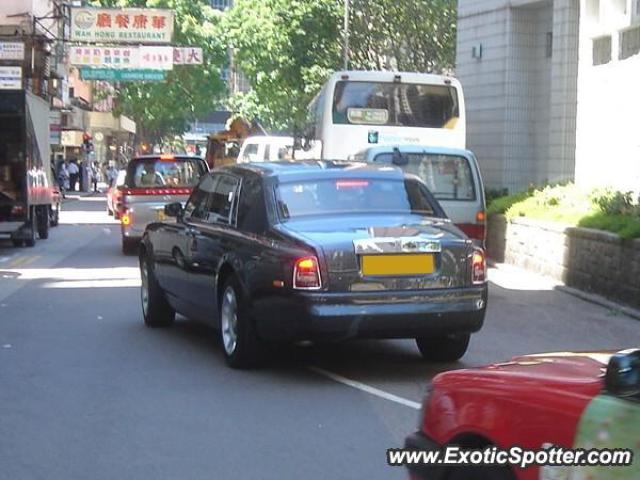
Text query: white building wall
574 0 640 192
457 0 579 192
456 1 510 190
0 0 53 29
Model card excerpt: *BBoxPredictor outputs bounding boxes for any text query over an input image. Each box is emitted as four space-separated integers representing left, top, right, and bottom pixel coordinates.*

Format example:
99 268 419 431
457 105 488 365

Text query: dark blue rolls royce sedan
139 161 487 368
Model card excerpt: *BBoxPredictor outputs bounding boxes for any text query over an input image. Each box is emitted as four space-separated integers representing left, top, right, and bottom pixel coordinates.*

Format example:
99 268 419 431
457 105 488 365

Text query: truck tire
37 206 49 239
415 333 470 362
25 210 36 247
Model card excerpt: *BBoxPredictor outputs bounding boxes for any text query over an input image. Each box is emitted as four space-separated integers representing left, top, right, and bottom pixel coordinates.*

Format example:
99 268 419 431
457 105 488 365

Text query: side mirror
605 349 640 398
164 202 183 218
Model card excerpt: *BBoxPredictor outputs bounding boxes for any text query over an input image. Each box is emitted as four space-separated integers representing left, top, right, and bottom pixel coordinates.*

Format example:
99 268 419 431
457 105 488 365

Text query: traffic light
82 133 94 152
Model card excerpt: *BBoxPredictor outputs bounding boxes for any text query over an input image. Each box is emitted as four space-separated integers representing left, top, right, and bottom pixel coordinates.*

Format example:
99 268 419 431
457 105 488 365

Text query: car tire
12 239 23 248
446 465 514 480
219 276 262 369
140 253 175 328
415 333 470 362
37 206 49 239
122 237 138 255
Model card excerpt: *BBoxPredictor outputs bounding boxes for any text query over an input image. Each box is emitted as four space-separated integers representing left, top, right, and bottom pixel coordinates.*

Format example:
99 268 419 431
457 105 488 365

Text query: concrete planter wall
487 214 640 309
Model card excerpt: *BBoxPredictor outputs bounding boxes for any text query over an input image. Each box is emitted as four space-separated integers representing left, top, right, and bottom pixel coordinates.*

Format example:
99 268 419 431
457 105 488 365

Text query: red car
405 349 640 480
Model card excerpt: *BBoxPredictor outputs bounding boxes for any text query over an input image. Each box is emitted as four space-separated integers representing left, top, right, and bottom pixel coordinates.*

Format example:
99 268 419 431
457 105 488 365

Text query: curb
487 260 640 321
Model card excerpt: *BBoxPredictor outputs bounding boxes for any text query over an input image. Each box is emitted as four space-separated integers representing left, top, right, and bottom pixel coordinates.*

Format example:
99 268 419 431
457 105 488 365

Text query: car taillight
471 249 486 284
121 211 132 226
293 256 322 290
11 205 26 217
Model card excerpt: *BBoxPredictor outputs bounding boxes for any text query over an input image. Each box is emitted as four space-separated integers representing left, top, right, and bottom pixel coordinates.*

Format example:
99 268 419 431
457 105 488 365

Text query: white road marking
308 366 421 410
43 279 141 289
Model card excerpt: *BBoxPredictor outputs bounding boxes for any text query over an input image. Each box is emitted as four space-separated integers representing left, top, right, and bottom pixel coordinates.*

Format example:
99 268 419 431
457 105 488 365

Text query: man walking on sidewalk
68 160 79 192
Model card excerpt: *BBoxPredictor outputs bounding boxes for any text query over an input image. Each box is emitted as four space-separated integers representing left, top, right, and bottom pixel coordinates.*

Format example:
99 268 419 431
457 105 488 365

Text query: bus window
332 81 459 129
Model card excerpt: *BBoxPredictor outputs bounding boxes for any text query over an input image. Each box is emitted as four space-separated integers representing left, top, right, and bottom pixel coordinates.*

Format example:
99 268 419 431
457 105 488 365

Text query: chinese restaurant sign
70 8 174 43
70 46 173 70
79 68 166 82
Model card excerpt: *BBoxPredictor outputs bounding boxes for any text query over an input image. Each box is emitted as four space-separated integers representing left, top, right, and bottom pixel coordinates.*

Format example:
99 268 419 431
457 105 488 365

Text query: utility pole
343 0 350 70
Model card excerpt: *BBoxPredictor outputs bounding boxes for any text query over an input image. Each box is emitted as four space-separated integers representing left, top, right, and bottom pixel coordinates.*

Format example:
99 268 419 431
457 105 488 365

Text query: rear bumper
252 286 487 341
0 221 28 237
404 431 447 480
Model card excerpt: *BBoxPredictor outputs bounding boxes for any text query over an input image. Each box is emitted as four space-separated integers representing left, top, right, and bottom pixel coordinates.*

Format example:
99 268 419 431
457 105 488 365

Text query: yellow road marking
7 255 40 269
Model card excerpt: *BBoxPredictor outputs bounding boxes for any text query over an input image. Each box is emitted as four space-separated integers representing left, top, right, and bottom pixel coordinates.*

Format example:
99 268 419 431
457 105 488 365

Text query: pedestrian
67 160 79 192
58 160 70 198
91 164 100 192
106 163 118 188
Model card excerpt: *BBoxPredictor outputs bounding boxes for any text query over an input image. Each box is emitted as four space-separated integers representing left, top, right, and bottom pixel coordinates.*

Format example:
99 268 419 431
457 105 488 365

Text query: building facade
457 0 640 193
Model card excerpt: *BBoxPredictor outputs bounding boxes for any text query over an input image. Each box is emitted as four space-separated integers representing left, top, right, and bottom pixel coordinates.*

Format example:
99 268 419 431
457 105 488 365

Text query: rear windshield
275 178 443 220
126 157 206 188
332 81 459 128
373 153 475 201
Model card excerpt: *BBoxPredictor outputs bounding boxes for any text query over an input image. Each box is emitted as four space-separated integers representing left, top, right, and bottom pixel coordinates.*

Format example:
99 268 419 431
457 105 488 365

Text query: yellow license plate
157 209 167 221
361 254 435 276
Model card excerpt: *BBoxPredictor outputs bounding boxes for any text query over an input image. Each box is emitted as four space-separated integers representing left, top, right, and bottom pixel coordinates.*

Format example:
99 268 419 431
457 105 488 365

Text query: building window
545 32 553 58
593 36 612 65
620 26 640 60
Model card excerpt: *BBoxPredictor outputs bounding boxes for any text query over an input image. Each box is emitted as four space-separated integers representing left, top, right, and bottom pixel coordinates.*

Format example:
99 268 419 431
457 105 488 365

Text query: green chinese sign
79 68 166 82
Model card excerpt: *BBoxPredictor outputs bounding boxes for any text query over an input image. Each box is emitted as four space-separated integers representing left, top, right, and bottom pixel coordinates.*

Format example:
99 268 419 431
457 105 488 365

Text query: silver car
120 155 208 254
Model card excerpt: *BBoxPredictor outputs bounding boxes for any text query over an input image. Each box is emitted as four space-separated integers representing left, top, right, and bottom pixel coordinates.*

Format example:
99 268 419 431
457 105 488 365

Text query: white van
297 70 465 160
237 136 295 163
353 145 486 243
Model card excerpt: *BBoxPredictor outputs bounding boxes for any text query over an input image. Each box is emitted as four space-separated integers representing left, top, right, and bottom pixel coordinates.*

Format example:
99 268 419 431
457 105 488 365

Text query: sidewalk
488 261 640 321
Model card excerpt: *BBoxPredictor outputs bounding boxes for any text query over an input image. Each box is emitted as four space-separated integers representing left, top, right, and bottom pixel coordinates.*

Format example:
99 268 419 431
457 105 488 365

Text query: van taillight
293 256 322 290
471 249 486 284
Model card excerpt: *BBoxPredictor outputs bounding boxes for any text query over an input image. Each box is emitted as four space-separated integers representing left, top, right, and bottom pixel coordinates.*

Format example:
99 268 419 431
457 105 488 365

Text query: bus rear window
373 153 475 201
332 81 459 128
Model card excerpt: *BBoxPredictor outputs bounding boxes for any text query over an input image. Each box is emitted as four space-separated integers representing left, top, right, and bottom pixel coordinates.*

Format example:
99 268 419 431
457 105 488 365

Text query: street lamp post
343 0 350 70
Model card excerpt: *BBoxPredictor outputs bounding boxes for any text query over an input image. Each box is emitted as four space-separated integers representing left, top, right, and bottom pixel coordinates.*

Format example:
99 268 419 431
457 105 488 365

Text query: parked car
352 146 486 243
405 348 640 480
120 155 208 254
139 161 488 368
237 135 294 163
106 169 126 219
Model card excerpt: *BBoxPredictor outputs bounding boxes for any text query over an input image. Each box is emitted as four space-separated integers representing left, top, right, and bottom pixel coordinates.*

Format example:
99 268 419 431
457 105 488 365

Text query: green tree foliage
224 0 456 130
92 0 227 144
224 0 343 131
348 0 456 73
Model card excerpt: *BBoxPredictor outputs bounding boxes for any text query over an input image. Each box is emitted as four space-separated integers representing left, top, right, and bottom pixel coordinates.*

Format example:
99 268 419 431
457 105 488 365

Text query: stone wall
487 214 640 308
